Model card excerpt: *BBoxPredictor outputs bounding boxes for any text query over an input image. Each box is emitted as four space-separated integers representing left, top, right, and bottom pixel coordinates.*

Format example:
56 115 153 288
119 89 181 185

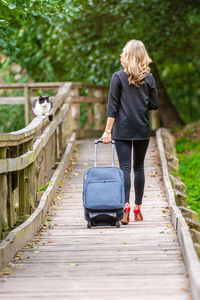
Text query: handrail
0 82 65 89
0 82 74 241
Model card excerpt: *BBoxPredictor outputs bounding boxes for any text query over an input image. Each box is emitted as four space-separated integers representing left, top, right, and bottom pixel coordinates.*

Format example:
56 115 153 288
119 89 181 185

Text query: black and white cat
32 96 53 121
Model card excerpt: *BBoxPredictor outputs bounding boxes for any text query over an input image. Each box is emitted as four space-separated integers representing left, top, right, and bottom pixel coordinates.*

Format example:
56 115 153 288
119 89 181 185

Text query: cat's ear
39 96 43 100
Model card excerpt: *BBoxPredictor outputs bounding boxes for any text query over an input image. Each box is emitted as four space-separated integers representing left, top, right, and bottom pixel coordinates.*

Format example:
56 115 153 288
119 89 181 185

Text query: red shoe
133 205 143 221
121 203 131 225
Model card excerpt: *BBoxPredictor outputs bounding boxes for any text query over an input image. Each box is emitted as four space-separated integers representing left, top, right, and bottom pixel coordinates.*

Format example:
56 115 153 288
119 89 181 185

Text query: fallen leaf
2 272 10 275
72 172 79 176
147 185 155 188
180 286 189 291
167 224 173 228
67 263 78 267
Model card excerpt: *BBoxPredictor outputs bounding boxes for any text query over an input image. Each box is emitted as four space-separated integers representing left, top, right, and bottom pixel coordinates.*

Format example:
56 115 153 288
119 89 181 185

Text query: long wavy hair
120 39 152 87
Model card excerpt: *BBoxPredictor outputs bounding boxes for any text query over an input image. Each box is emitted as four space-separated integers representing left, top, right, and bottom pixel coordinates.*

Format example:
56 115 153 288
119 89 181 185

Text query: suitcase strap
94 139 115 168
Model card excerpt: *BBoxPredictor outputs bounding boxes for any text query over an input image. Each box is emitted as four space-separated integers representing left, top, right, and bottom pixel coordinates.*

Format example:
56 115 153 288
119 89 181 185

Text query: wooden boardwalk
0 137 191 300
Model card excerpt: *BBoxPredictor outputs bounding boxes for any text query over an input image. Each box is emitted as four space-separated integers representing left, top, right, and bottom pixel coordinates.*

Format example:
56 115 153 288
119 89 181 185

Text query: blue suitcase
82 139 125 228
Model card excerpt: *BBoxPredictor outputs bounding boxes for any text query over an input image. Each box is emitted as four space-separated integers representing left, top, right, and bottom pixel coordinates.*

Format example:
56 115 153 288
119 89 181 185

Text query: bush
176 136 200 221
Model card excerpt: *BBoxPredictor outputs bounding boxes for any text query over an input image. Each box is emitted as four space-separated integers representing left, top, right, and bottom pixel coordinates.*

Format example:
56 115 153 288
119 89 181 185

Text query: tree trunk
152 63 185 128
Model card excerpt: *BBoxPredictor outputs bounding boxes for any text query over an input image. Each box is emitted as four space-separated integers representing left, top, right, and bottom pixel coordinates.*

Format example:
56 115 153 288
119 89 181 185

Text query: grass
175 134 200 222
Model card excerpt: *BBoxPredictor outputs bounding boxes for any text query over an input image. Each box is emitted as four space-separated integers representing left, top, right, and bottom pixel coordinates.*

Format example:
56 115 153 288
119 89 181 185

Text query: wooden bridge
0 82 199 299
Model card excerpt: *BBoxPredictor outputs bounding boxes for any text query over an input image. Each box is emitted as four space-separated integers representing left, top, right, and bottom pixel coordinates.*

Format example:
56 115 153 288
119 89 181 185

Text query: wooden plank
0 147 8 238
71 82 108 90
0 82 65 89
0 97 25 105
71 96 106 103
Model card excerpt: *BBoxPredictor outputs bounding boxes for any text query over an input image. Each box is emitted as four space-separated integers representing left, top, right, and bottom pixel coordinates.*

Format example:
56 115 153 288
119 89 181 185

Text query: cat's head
38 96 50 106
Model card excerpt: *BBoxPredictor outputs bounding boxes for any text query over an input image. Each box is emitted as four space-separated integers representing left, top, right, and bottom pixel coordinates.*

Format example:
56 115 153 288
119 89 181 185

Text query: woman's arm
106 73 121 118
100 72 121 143
100 117 115 144
148 73 159 110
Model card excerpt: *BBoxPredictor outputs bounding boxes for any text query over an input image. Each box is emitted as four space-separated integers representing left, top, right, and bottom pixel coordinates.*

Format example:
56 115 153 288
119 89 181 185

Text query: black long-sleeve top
106 70 159 140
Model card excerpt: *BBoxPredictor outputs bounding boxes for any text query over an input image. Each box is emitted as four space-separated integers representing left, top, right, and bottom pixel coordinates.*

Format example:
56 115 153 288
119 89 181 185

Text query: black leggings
114 139 150 205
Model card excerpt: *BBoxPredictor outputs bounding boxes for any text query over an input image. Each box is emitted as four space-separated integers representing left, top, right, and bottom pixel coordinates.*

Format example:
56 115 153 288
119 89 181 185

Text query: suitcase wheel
116 220 120 228
87 221 92 229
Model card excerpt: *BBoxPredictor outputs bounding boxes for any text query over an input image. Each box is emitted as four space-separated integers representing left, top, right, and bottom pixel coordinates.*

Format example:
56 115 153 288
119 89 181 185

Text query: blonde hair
120 39 152 87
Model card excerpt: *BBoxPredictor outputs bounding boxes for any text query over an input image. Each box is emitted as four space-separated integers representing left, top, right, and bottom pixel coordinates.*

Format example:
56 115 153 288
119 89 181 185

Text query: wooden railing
0 83 73 239
0 82 108 240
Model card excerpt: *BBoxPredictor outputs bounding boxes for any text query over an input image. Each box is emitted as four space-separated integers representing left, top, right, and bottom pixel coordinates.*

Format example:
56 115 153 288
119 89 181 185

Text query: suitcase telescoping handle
94 139 115 168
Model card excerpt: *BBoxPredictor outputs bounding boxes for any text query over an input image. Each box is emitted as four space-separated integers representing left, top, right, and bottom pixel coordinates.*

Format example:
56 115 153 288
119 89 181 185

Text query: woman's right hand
100 132 111 144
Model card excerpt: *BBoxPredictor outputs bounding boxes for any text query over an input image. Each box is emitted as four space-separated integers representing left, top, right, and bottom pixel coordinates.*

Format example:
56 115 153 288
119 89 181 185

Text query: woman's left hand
100 132 111 144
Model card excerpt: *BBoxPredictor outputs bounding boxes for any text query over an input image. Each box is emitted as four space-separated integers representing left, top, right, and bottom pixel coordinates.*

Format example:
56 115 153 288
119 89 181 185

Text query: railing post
24 84 30 126
0 147 8 239
94 89 106 130
71 88 80 131
19 140 35 220
63 98 73 148
58 123 63 158
7 145 19 229
84 89 93 130
150 110 160 131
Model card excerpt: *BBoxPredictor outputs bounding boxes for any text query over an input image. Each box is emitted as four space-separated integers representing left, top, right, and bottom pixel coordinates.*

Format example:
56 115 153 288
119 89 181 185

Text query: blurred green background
0 0 200 131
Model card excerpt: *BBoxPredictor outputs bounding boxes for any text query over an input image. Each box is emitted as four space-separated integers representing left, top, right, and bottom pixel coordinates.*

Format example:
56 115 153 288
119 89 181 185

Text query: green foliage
38 180 53 192
175 136 199 153
79 103 88 128
1 0 200 129
0 57 28 132
176 136 200 221
38 179 59 192
0 104 25 132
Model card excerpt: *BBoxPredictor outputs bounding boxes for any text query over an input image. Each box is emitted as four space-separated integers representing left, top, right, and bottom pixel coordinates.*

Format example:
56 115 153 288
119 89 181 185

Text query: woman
101 39 159 224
